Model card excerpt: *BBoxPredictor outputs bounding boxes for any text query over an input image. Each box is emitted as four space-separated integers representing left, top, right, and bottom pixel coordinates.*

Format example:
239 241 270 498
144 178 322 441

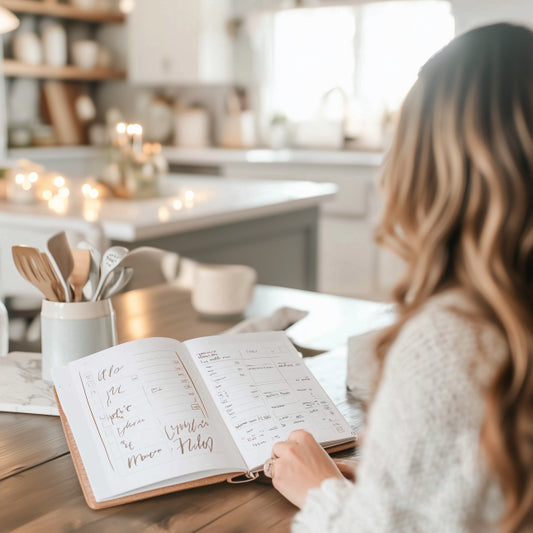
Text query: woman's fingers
272 429 314 458
263 456 276 478
265 430 346 509
272 439 297 459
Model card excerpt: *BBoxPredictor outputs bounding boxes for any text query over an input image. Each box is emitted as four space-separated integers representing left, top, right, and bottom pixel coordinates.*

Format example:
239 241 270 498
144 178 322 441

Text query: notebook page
185 331 356 471
54 337 245 502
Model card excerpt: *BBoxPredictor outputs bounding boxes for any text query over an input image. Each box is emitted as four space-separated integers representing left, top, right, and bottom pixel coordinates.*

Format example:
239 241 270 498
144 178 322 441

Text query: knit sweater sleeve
292 296 504 533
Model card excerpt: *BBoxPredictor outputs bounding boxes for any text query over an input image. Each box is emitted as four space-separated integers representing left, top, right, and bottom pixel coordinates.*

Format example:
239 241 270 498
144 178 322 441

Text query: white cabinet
319 215 377 298
128 0 233 85
220 159 401 300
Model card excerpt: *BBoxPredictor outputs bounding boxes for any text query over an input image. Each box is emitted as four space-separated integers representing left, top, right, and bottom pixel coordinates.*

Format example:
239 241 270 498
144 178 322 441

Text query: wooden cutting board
42 81 85 146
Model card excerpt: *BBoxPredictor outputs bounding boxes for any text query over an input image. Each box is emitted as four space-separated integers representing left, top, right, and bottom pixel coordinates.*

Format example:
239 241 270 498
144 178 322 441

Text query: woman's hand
264 429 345 509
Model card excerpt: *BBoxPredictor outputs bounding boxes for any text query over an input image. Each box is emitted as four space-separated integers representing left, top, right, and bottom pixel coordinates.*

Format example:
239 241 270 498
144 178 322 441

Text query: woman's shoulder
386 289 507 389
395 289 505 350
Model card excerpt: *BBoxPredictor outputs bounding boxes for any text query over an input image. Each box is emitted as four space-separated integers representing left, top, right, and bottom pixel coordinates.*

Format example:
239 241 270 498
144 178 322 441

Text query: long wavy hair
376 23 533 532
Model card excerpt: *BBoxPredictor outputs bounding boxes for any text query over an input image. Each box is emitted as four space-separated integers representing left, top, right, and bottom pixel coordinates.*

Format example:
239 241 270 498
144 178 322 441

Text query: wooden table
0 284 388 533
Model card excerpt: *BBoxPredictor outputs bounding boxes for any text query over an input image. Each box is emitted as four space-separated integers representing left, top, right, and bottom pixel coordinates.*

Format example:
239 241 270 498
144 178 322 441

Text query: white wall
451 0 533 34
95 0 533 133
234 1 533 35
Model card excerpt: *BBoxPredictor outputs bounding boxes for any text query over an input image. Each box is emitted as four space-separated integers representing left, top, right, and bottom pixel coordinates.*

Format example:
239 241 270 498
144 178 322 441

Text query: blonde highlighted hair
376 23 533 532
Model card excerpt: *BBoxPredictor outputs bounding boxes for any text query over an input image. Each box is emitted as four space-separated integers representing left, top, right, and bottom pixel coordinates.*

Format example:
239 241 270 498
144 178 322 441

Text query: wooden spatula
11 246 61 301
70 249 91 302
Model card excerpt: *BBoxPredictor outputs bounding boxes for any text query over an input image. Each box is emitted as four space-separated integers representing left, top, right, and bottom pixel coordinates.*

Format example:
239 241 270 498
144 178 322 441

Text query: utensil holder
41 299 117 381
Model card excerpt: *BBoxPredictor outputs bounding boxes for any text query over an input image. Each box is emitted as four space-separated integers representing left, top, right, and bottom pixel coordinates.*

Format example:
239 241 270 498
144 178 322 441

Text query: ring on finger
263 457 277 478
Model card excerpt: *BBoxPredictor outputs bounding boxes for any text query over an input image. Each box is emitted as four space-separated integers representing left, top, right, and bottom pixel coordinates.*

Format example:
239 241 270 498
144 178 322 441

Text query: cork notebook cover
55 389 356 510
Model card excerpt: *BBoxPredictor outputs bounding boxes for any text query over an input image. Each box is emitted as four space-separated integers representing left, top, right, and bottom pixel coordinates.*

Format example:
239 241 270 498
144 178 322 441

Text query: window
272 6 356 122
255 1 454 148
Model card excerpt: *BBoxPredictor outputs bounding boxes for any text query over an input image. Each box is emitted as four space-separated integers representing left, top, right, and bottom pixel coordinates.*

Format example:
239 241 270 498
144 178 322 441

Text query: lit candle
184 189 195 209
81 182 101 200
44 175 71 214
7 171 39 204
128 123 143 153
116 122 127 148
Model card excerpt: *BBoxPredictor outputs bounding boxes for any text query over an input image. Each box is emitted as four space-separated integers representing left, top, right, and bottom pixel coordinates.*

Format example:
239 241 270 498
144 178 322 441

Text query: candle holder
100 122 166 199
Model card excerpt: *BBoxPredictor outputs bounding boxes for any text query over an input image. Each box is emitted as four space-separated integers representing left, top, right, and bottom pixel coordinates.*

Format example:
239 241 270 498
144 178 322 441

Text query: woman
264 23 533 532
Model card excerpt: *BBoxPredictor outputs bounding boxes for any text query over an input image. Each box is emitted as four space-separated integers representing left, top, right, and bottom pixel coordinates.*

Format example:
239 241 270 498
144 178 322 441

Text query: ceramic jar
71 40 99 70
13 32 42 65
174 107 210 148
42 23 67 67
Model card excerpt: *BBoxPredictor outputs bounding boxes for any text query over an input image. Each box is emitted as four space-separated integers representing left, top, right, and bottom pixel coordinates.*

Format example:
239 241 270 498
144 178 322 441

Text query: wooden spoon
70 249 91 302
47 232 74 302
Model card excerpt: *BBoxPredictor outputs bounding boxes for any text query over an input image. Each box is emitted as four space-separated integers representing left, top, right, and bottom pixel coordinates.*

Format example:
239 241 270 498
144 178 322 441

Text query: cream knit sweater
293 291 507 532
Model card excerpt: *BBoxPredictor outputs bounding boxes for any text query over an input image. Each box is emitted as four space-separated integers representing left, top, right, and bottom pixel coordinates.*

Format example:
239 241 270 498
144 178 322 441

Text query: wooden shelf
3 59 126 80
0 0 125 23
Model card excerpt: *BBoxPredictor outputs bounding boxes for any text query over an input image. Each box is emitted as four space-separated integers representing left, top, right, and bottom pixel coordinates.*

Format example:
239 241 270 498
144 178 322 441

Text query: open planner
53 331 357 509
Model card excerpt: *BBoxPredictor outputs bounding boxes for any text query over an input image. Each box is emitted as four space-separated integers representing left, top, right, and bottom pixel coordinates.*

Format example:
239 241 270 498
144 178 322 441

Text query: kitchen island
0 175 337 290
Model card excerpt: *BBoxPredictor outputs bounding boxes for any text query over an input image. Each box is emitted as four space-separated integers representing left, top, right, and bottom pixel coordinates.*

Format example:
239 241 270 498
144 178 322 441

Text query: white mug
192 264 257 318
41 299 117 381
71 40 99 70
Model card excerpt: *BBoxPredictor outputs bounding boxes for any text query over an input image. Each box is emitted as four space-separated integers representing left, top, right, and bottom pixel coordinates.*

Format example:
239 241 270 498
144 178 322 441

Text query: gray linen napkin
223 306 309 334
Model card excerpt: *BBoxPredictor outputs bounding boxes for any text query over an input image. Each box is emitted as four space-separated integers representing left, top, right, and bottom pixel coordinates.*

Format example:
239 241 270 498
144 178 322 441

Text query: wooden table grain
0 284 385 533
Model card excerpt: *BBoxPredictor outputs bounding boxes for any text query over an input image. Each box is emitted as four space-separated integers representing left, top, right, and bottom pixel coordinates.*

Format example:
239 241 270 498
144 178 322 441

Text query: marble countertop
162 146 384 167
7 145 384 167
0 175 337 242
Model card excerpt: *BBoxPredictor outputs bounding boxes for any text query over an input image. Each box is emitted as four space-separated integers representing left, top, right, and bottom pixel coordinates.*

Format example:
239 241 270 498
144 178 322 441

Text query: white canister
174 108 210 148
41 299 117 381
220 110 256 149
13 32 42 65
42 23 67 67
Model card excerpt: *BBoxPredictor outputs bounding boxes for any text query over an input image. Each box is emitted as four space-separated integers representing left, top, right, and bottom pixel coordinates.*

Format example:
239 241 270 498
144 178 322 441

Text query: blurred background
0 0 530 304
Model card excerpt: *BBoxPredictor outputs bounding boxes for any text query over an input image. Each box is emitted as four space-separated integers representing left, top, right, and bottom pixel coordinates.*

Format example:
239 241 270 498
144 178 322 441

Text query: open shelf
0 0 125 23
3 59 126 79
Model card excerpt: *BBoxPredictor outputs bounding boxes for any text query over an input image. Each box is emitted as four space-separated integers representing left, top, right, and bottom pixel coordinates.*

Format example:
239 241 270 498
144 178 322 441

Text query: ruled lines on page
186 332 356 470
69 338 242 492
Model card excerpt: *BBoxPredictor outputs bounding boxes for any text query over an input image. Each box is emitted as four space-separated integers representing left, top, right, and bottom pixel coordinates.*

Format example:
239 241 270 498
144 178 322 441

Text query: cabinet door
319 216 377 298
222 161 387 299
128 0 232 84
